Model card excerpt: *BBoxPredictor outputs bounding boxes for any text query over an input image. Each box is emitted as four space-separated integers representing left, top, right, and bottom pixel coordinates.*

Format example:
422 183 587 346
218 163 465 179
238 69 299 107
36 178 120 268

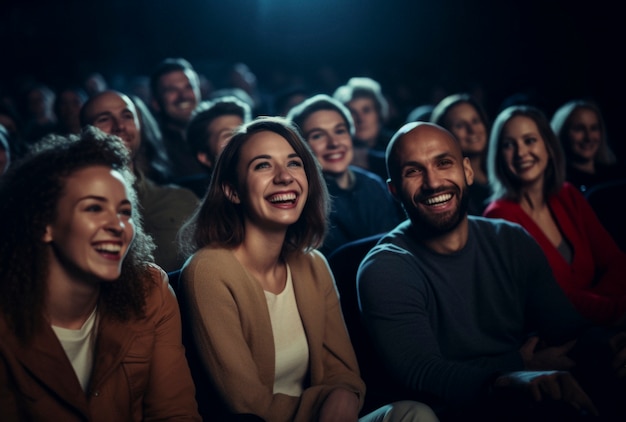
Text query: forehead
503 115 539 134
394 126 462 164
61 166 130 200
158 70 193 88
86 92 134 117
304 109 346 129
241 131 295 157
208 114 243 132
448 102 478 119
571 107 598 121
348 96 376 109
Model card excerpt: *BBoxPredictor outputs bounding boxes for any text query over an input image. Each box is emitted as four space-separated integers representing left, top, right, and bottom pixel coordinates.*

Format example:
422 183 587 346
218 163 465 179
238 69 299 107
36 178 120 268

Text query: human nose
111 117 125 134
422 169 442 190
274 165 294 184
105 212 125 235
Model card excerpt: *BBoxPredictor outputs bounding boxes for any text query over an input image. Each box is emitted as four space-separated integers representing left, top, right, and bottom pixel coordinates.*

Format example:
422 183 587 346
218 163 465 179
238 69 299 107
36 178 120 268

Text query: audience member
80 90 199 272
184 96 252 198
0 127 200 420
551 100 624 192
53 86 87 136
430 93 491 215
83 72 108 97
358 122 626 420
149 57 205 181
22 83 57 143
179 116 438 421
129 94 172 184
483 105 626 326
287 94 401 255
333 77 393 179
0 103 25 160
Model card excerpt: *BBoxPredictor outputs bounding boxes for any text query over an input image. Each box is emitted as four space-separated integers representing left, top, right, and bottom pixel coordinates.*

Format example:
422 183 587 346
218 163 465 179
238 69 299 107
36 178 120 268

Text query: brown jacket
0 267 201 421
181 248 365 422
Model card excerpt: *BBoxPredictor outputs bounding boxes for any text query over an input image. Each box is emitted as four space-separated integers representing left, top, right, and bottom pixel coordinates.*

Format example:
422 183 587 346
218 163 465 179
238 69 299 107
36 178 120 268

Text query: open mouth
323 152 345 162
93 242 123 258
267 192 297 204
422 193 452 206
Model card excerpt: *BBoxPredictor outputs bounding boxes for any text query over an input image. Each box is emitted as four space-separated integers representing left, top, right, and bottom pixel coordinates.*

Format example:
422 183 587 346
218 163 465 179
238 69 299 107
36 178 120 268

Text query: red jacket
484 183 626 325
0 266 200 421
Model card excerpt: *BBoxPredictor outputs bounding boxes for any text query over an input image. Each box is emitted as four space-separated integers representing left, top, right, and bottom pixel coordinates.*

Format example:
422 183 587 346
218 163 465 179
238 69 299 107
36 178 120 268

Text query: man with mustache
357 122 626 420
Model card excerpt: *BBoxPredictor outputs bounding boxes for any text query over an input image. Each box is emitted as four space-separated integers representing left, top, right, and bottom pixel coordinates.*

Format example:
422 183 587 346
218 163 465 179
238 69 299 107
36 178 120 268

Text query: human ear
196 152 213 169
43 225 53 243
222 183 240 204
387 179 399 200
463 157 474 186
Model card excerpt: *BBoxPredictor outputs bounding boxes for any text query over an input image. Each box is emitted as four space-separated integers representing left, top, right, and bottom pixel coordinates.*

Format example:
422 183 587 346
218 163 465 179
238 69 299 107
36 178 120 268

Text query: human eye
84 203 103 212
403 167 422 177
122 111 135 120
307 131 324 142
253 161 270 170
524 137 537 145
336 127 348 135
438 158 454 168
94 115 111 125
288 158 303 168
119 206 133 218
501 139 514 150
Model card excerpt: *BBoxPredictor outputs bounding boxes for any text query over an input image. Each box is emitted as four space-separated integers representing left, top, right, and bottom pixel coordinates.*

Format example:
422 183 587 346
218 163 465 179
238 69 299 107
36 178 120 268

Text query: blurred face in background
347 97 380 146
444 102 487 157
565 107 601 164
154 70 200 127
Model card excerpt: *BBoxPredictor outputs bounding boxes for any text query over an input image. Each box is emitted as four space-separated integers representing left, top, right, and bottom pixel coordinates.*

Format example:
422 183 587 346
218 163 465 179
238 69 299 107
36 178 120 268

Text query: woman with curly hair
179 117 437 421
0 127 200 421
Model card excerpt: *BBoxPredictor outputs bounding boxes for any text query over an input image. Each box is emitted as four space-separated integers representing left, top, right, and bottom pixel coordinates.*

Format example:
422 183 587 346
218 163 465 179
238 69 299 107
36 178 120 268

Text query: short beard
404 184 470 238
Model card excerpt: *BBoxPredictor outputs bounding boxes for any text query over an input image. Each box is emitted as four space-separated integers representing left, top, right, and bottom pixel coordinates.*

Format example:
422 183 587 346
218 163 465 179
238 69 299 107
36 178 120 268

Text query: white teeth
95 243 122 253
424 193 452 205
516 161 534 170
269 193 296 203
326 153 343 160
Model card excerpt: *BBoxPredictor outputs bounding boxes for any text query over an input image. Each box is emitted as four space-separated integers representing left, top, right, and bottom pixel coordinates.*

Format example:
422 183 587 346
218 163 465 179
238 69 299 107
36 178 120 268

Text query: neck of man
412 216 470 255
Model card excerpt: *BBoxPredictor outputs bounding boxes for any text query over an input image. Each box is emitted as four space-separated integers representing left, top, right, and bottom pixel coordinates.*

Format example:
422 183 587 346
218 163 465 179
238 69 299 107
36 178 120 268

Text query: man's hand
519 336 576 370
494 371 598 417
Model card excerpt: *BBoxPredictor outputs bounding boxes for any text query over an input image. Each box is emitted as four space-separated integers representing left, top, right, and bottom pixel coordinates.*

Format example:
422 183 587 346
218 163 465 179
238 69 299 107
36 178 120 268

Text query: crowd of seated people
1 56 626 421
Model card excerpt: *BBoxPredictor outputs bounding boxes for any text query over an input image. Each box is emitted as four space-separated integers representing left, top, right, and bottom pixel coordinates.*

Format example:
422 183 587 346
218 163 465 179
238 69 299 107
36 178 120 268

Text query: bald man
357 123 626 420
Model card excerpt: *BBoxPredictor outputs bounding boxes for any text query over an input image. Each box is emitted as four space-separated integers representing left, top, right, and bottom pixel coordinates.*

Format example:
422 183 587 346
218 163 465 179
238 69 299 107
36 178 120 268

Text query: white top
264 264 309 396
51 307 98 391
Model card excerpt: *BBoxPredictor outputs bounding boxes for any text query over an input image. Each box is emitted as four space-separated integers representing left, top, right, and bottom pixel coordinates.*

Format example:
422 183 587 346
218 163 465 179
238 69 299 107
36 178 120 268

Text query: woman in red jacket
483 105 626 327
0 127 200 421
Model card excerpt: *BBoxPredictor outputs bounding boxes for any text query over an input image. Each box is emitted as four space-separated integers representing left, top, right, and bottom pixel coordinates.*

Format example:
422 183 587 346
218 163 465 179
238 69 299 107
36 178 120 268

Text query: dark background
2 0 624 154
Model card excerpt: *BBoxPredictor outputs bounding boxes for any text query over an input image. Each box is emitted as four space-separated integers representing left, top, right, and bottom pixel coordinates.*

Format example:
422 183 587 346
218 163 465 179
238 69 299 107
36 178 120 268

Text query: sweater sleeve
562 186 626 324
292 252 365 419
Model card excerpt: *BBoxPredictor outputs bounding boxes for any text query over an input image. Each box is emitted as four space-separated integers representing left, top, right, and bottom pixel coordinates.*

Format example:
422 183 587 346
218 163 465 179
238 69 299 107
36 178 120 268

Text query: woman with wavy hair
0 127 199 421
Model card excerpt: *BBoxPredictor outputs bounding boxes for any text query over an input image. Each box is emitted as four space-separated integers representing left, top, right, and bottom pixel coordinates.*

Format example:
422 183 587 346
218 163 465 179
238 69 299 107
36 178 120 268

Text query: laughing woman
179 117 437 422
0 128 200 421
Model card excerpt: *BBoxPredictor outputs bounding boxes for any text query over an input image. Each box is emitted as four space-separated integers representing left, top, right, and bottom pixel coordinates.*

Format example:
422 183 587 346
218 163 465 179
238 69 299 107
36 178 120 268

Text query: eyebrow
304 122 347 137
77 195 131 206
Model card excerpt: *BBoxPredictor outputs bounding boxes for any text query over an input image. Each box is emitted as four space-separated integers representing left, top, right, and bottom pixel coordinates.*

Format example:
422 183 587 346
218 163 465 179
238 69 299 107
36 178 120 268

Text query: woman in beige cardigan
179 117 437 422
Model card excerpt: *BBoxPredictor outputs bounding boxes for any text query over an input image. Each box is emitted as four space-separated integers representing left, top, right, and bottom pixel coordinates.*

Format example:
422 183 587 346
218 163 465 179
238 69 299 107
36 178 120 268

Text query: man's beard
403 183 470 238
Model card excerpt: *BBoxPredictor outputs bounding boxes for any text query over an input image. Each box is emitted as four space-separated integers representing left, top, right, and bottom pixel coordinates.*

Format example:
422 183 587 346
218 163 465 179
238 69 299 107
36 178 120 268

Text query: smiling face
444 102 487 156
500 115 550 189
347 97 380 145
83 91 141 159
43 166 135 282
227 131 308 231
154 70 200 127
301 109 353 179
566 107 601 164
389 124 473 235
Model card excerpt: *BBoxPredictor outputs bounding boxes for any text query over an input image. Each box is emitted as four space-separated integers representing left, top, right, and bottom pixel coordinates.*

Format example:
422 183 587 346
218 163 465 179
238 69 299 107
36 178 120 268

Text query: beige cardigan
181 247 365 421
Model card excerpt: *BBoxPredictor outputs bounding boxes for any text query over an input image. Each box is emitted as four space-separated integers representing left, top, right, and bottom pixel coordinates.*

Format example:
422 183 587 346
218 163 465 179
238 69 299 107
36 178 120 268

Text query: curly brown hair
0 126 156 342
